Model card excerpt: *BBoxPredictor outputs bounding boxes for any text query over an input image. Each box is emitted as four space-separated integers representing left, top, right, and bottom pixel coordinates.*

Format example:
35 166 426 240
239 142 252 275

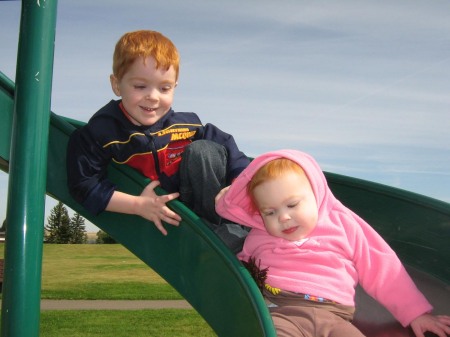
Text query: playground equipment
1 1 449 336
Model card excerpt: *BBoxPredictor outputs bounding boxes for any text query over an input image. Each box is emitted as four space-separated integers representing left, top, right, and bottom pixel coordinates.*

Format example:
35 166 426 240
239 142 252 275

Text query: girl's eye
262 210 275 217
288 202 299 209
134 85 146 90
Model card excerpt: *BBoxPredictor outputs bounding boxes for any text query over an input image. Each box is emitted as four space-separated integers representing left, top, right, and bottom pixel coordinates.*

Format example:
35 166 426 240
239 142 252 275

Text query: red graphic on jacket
126 139 191 180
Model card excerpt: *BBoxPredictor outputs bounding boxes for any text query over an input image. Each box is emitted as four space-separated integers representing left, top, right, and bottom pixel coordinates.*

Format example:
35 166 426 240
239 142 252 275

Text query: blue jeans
179 140 226 224
179 140 248 253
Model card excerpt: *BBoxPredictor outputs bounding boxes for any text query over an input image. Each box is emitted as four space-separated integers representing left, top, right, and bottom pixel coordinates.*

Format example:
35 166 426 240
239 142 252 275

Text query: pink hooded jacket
216 149 432 327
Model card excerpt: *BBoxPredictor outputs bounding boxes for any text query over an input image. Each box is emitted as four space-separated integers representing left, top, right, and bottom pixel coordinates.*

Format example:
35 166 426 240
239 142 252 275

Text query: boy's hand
410 313 450 337
106 181 181 236
137 180 182 236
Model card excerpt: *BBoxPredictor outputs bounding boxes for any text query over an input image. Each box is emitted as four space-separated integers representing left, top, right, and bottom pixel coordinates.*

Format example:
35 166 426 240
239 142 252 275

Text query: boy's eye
134 85 146 90
160 85 173 93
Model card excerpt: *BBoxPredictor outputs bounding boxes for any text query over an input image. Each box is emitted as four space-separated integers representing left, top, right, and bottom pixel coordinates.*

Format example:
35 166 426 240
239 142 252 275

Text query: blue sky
1 1 450 231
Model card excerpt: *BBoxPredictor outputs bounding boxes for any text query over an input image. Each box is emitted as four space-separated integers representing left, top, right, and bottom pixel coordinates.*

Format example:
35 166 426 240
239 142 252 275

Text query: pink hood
216 149 335 231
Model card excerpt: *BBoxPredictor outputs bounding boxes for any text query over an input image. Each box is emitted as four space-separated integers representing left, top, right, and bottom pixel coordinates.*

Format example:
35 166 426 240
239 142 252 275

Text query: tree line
1 201 115 244
45 201 87 243
45 201 116 244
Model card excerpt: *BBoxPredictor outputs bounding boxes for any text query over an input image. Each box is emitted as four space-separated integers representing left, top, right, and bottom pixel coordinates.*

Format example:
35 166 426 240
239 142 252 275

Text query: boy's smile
110 56 177 126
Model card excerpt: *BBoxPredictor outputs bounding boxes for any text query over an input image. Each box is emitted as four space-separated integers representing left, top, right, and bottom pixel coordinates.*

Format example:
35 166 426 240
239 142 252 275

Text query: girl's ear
110 74 121 96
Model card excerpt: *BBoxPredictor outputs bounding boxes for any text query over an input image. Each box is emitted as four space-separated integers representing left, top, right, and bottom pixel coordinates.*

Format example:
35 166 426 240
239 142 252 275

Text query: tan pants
264 289 365 337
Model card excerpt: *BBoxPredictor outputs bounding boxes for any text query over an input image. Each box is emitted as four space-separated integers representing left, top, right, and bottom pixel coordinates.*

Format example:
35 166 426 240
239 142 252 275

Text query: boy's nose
145 90 158 101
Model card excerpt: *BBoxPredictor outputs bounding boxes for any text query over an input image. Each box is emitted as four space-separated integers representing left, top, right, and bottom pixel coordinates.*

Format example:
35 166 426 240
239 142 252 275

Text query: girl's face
253 170 318 241
110 56 177 126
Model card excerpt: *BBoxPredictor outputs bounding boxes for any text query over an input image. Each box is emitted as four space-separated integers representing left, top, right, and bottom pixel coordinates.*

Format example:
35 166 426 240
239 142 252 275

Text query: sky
1 0 450 232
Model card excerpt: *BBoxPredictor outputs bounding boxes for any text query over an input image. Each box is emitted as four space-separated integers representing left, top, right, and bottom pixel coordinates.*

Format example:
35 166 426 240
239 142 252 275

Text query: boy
67 30 250 251
216 149 450 337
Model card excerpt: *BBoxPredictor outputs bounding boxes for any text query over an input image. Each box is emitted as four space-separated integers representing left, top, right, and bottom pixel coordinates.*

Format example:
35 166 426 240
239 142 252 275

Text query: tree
69 213 87 244
96 230 117 244
45 202 71 243
1 219 6 242
45 202 87 243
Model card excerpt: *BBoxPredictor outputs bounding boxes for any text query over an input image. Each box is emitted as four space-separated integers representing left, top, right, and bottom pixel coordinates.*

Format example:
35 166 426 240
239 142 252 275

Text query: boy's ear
110 74 121 96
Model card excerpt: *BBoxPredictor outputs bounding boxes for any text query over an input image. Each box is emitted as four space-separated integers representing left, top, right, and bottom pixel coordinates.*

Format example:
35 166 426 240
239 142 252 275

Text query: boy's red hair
112 30 179 81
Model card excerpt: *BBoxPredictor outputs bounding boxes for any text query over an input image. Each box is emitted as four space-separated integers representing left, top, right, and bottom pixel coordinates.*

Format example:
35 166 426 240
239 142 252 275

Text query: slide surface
1 71 449 336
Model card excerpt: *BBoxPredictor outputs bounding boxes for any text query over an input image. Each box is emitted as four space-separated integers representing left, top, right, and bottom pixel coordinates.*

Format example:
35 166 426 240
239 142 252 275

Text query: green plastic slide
1 71 449 336
0 71 276 336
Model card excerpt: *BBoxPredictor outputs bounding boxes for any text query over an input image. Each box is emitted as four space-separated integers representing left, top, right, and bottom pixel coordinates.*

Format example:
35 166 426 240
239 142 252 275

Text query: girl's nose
279 212 291 223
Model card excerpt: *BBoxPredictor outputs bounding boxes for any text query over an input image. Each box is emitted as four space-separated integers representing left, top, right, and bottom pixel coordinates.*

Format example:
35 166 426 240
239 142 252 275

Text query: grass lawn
39 244 182 300
0 243 216 336
39 310 215 337
0 243 180 300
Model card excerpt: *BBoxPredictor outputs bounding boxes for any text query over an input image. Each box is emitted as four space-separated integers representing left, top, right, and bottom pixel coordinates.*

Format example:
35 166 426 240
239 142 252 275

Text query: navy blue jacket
67 100 249 215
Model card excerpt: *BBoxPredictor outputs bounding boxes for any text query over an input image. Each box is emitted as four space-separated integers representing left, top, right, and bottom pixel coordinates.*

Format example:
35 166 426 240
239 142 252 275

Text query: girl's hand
215 186 230 204
410 313 450 337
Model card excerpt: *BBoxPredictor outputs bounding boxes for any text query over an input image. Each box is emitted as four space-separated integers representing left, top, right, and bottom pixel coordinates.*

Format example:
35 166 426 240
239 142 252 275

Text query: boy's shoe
202 218 250 254
213 223 249 254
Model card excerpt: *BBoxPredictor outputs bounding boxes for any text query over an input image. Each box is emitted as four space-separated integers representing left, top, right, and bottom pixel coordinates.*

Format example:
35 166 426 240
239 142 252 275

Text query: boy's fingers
153 220 168 236
154 193 179 205
163 192 180 202
163 210 181 224
149 180 160 187
144 180 160 191
167 209 181 222
165 218 180 226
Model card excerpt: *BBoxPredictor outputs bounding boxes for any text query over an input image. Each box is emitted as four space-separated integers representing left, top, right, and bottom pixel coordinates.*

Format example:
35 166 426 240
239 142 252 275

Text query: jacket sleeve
349 211 433 327
202 123 250 184
66 126 116 215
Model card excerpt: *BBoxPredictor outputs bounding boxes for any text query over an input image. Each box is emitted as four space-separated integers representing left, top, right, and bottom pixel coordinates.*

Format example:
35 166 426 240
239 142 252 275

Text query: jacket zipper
148 134 161 177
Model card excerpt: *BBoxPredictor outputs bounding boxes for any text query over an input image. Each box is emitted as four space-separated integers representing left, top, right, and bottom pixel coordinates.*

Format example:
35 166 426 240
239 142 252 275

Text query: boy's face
253 170 318 241
110 56 177 126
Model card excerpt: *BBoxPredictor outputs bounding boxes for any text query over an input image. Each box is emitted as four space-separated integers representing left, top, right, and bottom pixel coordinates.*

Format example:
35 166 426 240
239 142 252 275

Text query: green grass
0 243 217 336
39 310 215 337
0 243 184 301
39 244 182 300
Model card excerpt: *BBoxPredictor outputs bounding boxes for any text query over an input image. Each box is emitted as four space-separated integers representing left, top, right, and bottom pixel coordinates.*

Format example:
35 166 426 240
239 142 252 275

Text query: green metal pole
1 0 58 336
